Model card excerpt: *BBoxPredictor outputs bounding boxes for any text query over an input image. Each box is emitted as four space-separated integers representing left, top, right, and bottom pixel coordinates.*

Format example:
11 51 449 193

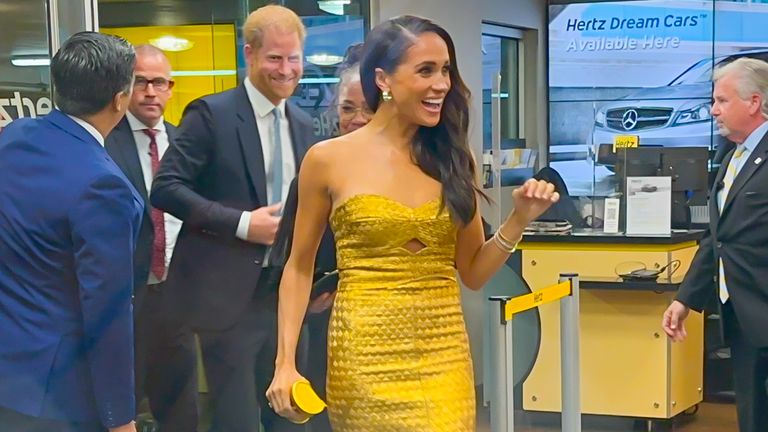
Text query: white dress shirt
235 78 296 241
67 115 105 147
126 112 183 284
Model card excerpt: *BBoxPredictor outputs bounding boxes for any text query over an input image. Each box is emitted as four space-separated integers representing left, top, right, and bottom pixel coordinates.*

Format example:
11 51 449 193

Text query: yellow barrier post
489 273 581 432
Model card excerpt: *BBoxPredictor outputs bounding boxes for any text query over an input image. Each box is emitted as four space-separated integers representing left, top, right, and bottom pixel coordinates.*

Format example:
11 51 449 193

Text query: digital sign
548 0 768 196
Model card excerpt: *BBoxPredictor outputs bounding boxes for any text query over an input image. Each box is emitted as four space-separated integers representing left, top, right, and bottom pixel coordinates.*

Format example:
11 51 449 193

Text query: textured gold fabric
326 194 475 431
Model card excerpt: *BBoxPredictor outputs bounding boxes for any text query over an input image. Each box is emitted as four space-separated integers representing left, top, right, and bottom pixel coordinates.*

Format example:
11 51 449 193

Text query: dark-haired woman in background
267 43 370 432
267 16 559 431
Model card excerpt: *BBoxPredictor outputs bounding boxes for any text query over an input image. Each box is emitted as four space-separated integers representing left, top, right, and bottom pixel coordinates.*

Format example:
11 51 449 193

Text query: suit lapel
709 186 720 237
112 118 149 203
722 131 768 216
234 85 268 205
164 121 176 143
709 150 730 235
286 102 310 166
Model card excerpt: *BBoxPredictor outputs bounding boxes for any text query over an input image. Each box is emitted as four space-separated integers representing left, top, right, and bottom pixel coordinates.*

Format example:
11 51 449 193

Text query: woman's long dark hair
360 15 485 225
270 180 300 270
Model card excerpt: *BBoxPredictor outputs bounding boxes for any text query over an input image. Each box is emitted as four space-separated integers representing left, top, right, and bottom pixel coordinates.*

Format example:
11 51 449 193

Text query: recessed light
307 53 344 66
11 56 50 67
317 0 351 15
150 36 194 52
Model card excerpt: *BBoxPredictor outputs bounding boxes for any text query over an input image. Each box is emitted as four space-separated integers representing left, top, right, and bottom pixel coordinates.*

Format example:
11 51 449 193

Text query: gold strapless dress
326 194 475 431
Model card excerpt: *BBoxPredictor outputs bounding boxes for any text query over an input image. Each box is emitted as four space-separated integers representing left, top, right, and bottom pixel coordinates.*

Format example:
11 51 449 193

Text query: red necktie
143 128 166 280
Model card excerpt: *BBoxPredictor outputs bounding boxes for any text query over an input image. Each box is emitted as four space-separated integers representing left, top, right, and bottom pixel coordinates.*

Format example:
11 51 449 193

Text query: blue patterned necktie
271 107 283 206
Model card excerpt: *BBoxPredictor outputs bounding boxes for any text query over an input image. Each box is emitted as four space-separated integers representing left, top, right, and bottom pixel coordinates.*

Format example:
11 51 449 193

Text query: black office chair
533 167 585 228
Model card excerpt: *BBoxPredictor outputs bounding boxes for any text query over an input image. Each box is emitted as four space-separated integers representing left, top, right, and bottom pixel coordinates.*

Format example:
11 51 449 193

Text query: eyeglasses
134 76 175 92
336 103 374 120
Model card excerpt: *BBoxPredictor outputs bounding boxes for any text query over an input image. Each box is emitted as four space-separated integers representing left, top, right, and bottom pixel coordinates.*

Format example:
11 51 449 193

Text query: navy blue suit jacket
151 84 317 330
0 110 143 427
677 131 768 347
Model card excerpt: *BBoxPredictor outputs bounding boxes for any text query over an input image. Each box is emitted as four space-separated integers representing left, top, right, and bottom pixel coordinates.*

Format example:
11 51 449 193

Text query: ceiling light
11 56 50 67
317 0 351 15
150 36 194 52
318 0 351 5
171 70 236 77
307 53 344 66
299 77 341 84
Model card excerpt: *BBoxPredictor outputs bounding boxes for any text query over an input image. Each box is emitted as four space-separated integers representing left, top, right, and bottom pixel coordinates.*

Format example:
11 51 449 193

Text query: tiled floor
138 393 738 431
477 402 738 432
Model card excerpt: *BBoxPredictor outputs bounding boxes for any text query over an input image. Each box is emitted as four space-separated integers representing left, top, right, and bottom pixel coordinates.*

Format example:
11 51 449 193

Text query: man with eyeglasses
106 44 198 432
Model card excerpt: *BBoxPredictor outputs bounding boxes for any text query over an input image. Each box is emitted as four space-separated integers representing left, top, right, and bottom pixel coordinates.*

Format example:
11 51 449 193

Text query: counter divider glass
615 146 710 231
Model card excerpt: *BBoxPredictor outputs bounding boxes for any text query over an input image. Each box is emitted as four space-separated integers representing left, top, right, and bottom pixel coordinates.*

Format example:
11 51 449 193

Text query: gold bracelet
496 228 519 246
494 231 516 249
492 235 516 254
497 228 522 249
492 231 518 254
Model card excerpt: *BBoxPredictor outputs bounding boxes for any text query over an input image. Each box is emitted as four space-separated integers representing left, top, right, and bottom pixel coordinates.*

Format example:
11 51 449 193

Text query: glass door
0 1 53 131
0 0 98 132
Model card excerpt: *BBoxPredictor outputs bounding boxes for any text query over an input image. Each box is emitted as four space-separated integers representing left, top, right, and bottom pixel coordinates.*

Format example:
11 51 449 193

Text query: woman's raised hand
510 179 560 225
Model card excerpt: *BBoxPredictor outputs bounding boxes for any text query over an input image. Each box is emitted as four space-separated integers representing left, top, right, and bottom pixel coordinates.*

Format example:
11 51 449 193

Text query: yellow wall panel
102 24 239 125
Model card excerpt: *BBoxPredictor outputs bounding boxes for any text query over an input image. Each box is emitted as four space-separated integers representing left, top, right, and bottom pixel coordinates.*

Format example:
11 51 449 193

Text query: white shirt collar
66 114 105 147
244 77 286 119
126 111 166 133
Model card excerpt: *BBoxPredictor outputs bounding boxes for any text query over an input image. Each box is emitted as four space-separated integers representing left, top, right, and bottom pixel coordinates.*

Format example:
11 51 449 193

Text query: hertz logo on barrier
505 281 573 320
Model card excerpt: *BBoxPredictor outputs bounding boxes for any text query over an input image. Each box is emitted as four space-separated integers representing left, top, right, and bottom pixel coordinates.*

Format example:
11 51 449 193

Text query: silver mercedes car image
590 50 768 168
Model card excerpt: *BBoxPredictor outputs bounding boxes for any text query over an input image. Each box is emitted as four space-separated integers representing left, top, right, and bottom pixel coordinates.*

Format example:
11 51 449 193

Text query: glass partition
0 1 52 132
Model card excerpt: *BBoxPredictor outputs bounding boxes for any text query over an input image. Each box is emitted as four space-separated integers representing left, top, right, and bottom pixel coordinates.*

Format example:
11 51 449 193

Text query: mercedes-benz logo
622 109 639 131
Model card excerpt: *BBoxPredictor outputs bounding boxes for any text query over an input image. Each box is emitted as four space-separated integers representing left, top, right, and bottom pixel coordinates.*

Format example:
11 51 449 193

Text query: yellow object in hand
288 379 326 424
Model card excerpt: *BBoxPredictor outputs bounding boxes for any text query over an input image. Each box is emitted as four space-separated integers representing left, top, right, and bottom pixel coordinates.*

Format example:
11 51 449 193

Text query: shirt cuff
236 211 251 240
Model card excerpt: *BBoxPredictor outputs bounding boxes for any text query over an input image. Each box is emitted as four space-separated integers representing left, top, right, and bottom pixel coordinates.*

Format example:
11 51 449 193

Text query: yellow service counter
519 230 704 420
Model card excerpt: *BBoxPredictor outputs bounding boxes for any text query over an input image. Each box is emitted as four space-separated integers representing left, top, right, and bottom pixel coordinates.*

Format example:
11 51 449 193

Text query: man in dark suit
663 57 768 432
106 45 198 431
0 32 140 432
151 5 316 432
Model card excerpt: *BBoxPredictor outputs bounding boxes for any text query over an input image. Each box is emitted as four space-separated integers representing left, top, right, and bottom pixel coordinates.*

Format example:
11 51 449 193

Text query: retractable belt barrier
488 273 581 432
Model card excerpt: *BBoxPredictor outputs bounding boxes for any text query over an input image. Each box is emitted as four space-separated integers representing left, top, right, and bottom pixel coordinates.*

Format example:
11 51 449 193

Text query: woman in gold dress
266 15 559 431
268 44 371 432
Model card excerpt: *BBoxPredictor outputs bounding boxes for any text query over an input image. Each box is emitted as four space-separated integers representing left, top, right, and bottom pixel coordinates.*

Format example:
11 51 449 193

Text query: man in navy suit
106 45 198 431
151 5 317 432
0 32 141 432
664 57 768 432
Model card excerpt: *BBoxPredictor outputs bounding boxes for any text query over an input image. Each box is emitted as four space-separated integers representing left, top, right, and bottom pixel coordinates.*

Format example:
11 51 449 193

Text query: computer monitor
616 146 663 177
659 147 710 205
615 146 710 229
